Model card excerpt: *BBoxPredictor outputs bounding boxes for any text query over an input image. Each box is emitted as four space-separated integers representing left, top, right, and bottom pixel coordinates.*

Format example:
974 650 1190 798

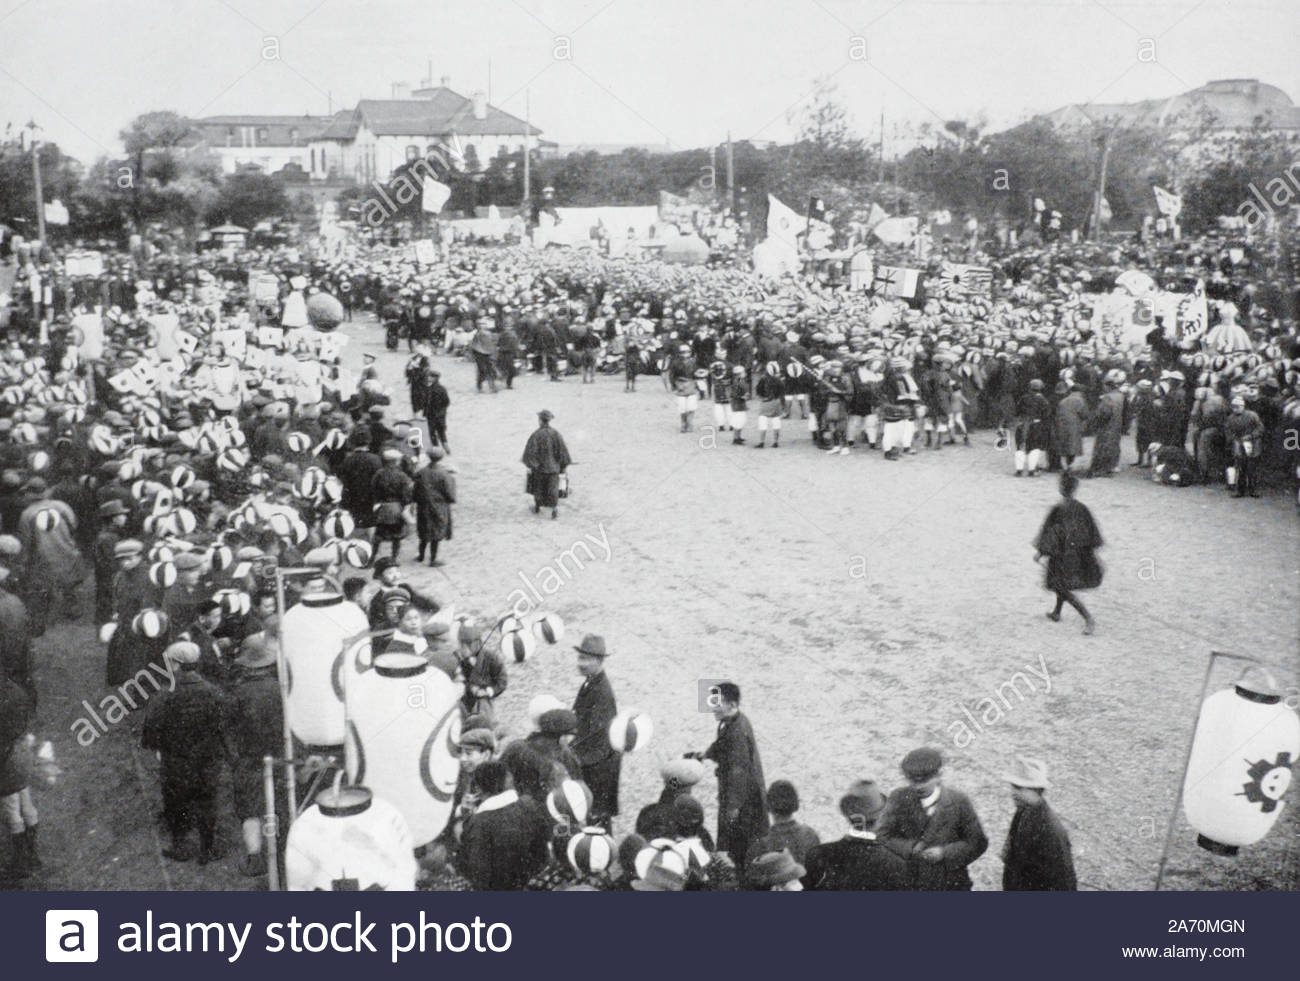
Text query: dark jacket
521 426 572 475
1002 800 1077 891
746 817 821 867
878 785 989 890
704 712 769 859
141 669 232 778
802 833 912 890
459 793 551 890
571 669 617 767
1034 498 1104 593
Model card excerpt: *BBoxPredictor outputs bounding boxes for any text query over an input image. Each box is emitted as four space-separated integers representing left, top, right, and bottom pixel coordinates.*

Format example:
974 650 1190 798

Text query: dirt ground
9 311 1299 892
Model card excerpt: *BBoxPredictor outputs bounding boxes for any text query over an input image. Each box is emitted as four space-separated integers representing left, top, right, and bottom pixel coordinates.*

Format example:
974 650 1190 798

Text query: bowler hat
838 779 887 823
574 634 608 657
747 849 805 888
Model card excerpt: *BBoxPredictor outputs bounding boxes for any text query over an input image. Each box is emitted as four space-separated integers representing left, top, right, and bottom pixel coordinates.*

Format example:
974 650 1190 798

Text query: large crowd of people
0 212 1295 891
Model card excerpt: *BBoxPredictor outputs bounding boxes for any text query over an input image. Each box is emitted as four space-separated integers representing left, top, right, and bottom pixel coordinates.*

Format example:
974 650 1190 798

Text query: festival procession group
0 201 1296 892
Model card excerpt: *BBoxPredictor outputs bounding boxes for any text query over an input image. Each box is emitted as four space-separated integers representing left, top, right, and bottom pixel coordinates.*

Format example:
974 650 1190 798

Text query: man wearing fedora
877 747 988 890
226 635 284 877
692 681 769 865
571 634 619 831
802 779 910 890
1001 755 1077 891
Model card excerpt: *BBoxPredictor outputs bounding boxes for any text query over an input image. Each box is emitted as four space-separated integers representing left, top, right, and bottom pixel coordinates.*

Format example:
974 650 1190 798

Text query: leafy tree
210 167 291 227
118 111 196 230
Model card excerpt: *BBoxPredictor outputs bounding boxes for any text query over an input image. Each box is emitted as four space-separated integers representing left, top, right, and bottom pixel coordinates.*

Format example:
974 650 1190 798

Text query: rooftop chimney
440 75 451 88
392 81 411 100
471 90 488 120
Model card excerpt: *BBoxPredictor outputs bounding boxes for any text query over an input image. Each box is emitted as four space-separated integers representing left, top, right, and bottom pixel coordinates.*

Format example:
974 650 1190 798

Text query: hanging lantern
1183 667 1300 855
322 509 355 539
546 778 593 827
342 539 373 569
344 652 461 847
33 507 62 532
527 693 564 729
532 612 564 645
285 784 417 891
566 827 615 875
500 628 535 663
609 710 654 753
283 588 371 750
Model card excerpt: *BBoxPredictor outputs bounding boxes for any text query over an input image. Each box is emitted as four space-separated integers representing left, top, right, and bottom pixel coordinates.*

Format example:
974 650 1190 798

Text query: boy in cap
877 747 988 890
803 779 910 890
1001 755 1076 891
141 642 232 863
746 779 820 866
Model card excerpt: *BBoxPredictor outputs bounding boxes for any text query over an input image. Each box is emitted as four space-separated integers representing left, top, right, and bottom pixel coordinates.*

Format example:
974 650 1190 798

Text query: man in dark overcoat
571 634 619 829
694 681 768 864
1000 755 1077 891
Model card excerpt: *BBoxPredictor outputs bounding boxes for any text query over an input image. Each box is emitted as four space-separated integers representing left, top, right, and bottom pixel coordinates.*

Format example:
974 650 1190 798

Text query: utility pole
522 88 531 209
878 109 885 185
1092 125 1115 241
725 132 735 213
27 122 46 248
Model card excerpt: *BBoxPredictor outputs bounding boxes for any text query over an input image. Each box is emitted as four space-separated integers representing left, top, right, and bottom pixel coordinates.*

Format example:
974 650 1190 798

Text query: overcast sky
2 0 1297 164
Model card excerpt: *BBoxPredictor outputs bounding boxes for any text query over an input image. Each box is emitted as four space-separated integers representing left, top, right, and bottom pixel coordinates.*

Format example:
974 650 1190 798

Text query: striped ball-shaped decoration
33 507 61 532
13 422 37 445
149 542 176 565
500 628 535 663
546 778 593 827
213 588 252 617
227 428 246 448
342 539 374 569
164 508 197 536
298 467 327 500
634 841 687 880
218 447 249 473
132 608 169 638
532 612 564 645
322 428 347 451
566 828 615 875
170 465 196 489
28 450 51 473
196 432 221 454
267 511 295 539
288 516 309 545
322 475 344 503
322 509 355 539
149 561 178 589
287 431 312 454
208 544 235 573
608 710 653 753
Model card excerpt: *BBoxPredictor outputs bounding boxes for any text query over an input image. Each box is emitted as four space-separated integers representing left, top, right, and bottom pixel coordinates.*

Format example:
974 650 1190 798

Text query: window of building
405 144 420 162
289 128 298 142
256 127 269 143
310 148 316 171
499 144 508 159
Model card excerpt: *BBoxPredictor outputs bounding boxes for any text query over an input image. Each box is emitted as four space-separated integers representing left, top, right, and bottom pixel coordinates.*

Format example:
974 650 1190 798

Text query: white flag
765 194 802 252
1153 185 1182 218
422 176 451 213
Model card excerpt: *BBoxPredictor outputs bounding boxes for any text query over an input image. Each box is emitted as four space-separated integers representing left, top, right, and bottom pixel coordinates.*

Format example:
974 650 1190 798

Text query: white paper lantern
344 652 461 846
500 628 535 663
609 710 653 753
566 827 615 875
527 694 564 728
1183 668 1300 854
532 612 564 645
285 785 416 891
283 590 371 749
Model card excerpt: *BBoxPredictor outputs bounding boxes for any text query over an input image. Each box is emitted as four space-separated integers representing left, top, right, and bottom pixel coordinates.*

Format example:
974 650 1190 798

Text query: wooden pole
1093 127 1114 241
31 138 47 248
725 132 735 214
263 755 281 891
522 89 532 210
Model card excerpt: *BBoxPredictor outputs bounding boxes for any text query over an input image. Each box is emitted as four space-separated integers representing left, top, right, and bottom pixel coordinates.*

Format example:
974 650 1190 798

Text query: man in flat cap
568 635 619 830
1001 756 1076 891
522 409 571 519
93 499 130 624
141 641 232 863
691 681 769 865
878 747 988 890
802 780 909 890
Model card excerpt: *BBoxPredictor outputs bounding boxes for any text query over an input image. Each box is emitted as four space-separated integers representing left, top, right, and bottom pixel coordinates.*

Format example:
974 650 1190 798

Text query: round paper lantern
566 827 615 875
306 293 345 332
218 447 249 472
500 628 535 663
28 450 50 473
547 778 593 827
527 694 564 728
609 710 653 753
532 612 564 645
98 622 117 644
132 608 169 638
342 539 373 569
345 653 462 846
498 615 524 635
322 474 344 502
634 840 687 880
148 542 176 564
149 561 177 589
322 429 347 451
170 465 196 489
33 507 61 532
213 588 251 617
298 467 327 500
267 511 295 539
164 508 197 536
283 588 371 750
287 431 312 454
285 785 417 891
227 428 247 448
323 509 355 539
1183 668 1300 855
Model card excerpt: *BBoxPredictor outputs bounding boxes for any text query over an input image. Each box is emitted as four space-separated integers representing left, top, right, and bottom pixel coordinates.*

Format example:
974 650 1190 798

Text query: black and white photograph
0 0 1298 923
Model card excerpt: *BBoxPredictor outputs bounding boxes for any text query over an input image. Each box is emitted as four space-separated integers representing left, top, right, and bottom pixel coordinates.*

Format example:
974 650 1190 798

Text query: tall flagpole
522 88 531 209
725 131 735 214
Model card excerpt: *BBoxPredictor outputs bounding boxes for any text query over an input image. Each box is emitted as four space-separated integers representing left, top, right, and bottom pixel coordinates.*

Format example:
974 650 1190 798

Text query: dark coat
704 712 769 860
1055 391 1088 456
412 464 455 542
746 818 821 867
0 588 32 697
338 449 383 526
878 786 989 890
1034 498 1104 593
572 669 620 816
227 664 283 818
1002 800 1078 891
141 669 232 786
459 794 551 890
521 426 572 475
522 732 584 789
0 675 34 796
802 833 912 890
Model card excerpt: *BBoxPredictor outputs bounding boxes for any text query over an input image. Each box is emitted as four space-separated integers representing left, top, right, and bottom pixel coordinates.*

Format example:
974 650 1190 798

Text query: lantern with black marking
287 431 312 454
148 561 177 589
132 607 169 638
547 778 593 828
532 612 564 645
322 509 355 539
1182 666 1300 855
609 710 653 753
342 539 374 568
33 507 61 532
566 827 615 875
500 628 535 663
